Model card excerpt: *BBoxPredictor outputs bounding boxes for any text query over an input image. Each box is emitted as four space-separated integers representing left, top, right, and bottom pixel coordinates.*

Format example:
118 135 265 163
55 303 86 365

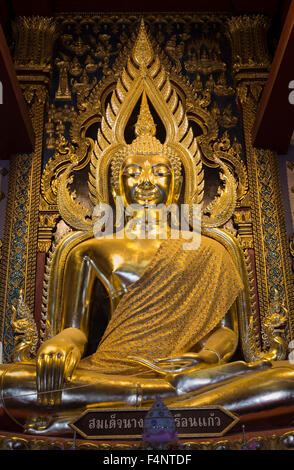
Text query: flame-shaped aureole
89 19 204 211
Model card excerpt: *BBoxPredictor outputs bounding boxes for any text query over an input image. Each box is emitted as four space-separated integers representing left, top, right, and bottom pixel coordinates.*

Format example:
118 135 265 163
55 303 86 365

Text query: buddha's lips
134 189 159 201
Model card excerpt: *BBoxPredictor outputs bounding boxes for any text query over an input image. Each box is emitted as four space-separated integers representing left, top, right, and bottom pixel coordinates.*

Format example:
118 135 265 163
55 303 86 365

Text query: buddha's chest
107 238 162 289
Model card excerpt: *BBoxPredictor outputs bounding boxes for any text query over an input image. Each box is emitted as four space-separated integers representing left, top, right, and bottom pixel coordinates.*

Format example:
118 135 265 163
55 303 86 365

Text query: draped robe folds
80 235 244 375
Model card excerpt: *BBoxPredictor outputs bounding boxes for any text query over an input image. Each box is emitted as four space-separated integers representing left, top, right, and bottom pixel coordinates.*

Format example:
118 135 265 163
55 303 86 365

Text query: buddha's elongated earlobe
110 181 125 230
173 176 183 204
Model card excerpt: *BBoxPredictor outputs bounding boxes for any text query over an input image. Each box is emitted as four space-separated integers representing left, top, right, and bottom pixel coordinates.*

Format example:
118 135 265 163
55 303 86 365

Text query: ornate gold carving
40 241 56 341
0 154 20 357
57 20 205 227
19 84 48 314
12 16 57 72
1 430 294 450
19 13 290 362
227 15 271 72
37 241 51 253
228 15 294 344
7 429 294 450
244 289 288 362
184 37 227 74
165 34 186 72
11 291 38 362
209 131 248 202
53 19 241 232
233 209 253 249
38 213 60 253
242 246 261 351
61 32 90 56
69 56 83 76
213 72 235 96
44 104 78 152
1 12 294 432
39 213 60 228
40 13 249 238
42 15 248 239
72 70 97 112
55 55 72 101
57 161 93 231
202 158 237 227
0 17 57 361
218 104 238 129
133 20 153 67
193 72 235 97
0 89 46 359
42 137 79 205
1 13 284 364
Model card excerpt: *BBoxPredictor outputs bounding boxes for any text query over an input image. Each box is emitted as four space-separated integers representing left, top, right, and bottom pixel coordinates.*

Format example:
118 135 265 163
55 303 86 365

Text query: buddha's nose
139 179 154 189
139 169 155 187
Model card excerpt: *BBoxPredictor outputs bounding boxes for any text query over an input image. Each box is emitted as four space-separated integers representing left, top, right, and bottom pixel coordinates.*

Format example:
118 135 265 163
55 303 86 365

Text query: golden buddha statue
1 21 294 436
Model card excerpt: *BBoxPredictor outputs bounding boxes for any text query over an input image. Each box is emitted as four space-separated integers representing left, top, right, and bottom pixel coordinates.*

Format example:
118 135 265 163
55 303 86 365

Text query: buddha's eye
153 165 171 177
123 166 142 178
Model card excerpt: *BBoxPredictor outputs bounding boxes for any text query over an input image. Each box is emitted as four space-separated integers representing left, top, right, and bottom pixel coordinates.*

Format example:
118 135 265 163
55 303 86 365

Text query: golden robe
80 235 243 374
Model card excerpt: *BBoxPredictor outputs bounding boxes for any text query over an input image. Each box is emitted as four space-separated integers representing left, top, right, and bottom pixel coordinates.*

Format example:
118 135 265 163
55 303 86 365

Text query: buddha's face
120 154 174 207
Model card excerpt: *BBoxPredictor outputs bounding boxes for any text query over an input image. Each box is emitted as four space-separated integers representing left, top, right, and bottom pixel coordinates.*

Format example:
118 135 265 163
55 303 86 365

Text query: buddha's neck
125 208 170 239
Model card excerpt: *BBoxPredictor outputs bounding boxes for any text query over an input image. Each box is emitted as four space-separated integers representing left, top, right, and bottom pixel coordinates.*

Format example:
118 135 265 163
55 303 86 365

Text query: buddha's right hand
36 328 87 407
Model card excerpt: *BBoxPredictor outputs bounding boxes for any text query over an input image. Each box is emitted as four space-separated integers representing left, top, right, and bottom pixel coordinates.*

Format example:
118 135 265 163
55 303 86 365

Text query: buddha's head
111 92 183 208
120 154 173 207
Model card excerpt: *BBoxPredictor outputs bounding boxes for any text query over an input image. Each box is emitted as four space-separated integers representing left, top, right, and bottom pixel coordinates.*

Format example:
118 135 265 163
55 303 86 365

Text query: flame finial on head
135 91 156 137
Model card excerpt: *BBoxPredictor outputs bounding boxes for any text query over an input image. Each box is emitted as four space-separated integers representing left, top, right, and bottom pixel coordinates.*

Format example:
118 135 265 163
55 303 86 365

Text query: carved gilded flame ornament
56 19 237 231
244 289 288 362
11 291 38 362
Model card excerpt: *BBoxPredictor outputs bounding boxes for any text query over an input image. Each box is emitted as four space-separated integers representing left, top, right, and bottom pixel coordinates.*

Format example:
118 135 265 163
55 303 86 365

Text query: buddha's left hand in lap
128 348 221 375
154 350 220 371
